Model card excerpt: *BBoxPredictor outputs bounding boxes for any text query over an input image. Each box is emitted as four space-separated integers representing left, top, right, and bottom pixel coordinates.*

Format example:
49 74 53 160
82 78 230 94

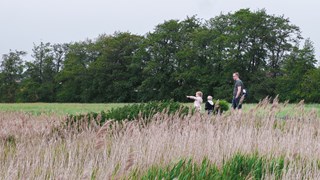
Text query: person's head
207 96 212 100
233 72 240 81
196 91 203 97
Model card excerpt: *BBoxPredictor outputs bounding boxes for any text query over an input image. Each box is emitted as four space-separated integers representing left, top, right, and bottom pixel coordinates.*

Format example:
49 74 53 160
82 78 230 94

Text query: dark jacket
205 101 214 111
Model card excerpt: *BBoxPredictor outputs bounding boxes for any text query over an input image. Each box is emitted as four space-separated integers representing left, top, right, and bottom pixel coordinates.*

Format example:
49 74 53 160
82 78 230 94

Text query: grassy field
0 103 127 115
0 102 319 116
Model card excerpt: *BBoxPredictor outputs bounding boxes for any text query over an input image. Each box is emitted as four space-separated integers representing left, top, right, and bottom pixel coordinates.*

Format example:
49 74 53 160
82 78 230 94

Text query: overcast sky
1 0 319 60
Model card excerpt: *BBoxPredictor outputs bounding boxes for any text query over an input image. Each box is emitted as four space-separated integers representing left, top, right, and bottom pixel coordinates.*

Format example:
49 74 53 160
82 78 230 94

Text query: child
205 96 214 115
186 91 203 112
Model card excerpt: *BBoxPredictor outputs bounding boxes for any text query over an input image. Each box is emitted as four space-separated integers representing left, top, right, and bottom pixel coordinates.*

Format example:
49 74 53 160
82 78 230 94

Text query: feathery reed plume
124 152 135 171
1 103 320 179
95 120 113 150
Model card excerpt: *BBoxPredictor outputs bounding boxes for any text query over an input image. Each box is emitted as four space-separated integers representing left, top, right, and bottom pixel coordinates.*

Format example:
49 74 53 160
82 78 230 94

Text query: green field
0 102 319 115
0 103 127 115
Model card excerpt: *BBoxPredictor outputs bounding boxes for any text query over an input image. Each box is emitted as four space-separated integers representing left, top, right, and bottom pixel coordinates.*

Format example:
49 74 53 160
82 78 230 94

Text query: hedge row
66 100 230 126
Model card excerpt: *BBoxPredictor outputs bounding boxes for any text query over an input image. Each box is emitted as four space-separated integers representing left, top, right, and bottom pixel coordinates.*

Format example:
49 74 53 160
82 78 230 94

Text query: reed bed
0 98 320 179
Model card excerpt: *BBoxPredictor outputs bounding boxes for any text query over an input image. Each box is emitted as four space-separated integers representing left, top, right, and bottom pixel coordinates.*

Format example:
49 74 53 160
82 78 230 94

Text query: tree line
0 9 319 103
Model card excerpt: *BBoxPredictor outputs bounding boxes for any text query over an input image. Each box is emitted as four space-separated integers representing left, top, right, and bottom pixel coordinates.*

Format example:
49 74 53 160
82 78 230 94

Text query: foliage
0 9 319 103
135 153 286 180
276 39 317 102
213 99 230 113
105 100 190 121
300 68 320 103
66 111 107 127
0 50 26 102
67 101 190 126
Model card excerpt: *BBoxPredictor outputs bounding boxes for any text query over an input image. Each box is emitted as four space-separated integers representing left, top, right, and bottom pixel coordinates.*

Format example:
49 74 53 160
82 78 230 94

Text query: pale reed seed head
1 99 320 179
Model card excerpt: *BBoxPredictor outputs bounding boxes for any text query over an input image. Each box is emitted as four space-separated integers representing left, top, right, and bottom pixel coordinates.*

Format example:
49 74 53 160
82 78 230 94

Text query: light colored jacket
188 96 203 111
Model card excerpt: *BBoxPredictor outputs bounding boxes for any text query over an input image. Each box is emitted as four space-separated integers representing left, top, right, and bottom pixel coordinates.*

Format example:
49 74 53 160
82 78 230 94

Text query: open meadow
0 102 320 116
0 103 126 115
1 99 320 179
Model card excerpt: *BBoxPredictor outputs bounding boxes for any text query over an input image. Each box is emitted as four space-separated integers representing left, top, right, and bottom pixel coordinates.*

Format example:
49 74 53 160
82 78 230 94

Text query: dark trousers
232 97 242 109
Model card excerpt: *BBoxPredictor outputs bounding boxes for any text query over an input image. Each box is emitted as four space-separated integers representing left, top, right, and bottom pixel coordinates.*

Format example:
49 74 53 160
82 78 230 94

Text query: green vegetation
0 103 126 115
133 153 286 180
65 100 232 127
105 100 190 121
0 9 319 104
67 101 191 126
0 102 319 116
213 100 229 113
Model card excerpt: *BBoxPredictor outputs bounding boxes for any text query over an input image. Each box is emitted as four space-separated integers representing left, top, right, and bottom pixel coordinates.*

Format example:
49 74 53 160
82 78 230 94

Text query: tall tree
300 67 320 103
205 9 301 102
20 42 58 102
56 40 97 102
0 9 317 103
138 17 202 101
0 50 26 102
87 32 144 102
276 39 317 102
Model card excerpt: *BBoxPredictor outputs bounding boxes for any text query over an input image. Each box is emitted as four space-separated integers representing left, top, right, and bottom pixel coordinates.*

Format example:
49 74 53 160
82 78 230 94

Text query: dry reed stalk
1 100 320 179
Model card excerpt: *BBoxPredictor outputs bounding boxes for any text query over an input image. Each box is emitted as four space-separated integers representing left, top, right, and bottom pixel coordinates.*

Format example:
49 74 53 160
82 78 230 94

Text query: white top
188 96 203 111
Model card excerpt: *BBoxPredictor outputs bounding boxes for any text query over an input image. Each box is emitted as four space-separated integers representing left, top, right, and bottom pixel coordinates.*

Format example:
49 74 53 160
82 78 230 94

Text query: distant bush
66 100 190 126
213 99 230 113
105 100 190 122
66 100 231 128
66 111 107 127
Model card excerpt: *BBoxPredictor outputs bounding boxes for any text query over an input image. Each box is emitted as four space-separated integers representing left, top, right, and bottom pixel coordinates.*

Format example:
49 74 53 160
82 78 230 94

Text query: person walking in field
187 91 203 112
232 72 245 113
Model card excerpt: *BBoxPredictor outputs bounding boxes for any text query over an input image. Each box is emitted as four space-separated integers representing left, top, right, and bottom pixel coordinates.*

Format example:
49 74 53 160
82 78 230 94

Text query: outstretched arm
186 96 196 100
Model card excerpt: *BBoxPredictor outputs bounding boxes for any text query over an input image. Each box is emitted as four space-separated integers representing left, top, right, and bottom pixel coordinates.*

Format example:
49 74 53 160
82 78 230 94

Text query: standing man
232 72 244 112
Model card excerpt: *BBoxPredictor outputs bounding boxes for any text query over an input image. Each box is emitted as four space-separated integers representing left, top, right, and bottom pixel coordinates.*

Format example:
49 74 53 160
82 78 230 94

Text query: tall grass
138 154 285 180
1 98 320 179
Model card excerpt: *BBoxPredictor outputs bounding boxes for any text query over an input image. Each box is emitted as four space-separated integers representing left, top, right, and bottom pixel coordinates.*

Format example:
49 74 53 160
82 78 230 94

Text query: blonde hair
196 91 203 97
234 72 240 78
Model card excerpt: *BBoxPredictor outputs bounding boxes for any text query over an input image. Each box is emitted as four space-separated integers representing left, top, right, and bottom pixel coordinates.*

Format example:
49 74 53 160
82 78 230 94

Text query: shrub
66 100 190 126
213 99 229 113
105 100 189 122
65 111 107 128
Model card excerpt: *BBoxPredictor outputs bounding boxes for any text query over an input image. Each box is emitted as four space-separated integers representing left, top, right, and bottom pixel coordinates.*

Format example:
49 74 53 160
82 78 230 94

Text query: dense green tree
1 9 318 103
56 40 96 102
300 67 320 103
56 33 144 102
18 42 69 102
0 50 26 102
205 9 301 102
88 32 144 102
19 42 56 102
276 39 317 102
138 17 203 101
